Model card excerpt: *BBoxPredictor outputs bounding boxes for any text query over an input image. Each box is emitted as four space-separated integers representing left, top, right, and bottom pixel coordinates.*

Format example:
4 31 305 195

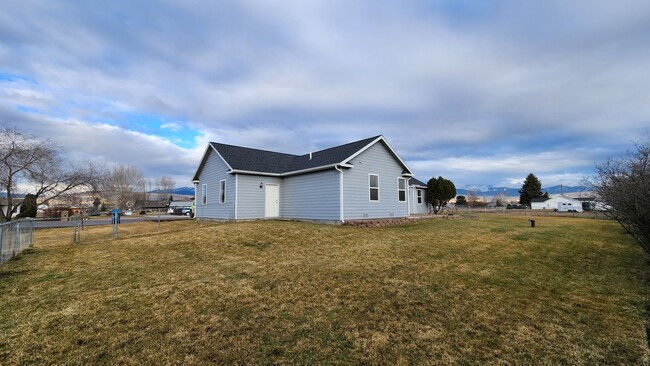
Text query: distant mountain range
0 193 26 198
149 187 196 196
456 185 592 197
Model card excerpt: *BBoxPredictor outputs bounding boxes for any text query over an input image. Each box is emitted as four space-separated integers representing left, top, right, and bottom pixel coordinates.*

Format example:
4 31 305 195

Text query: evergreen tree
17 193 37 218
519 173 546 206
426 176 457 214
456 195 467 205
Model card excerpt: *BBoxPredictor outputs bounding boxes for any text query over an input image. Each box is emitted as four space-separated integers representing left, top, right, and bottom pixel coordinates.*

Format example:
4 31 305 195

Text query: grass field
0 216 648 364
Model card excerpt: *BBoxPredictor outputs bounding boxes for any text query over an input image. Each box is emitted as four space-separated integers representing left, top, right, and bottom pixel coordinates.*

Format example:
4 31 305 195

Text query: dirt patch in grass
1 216 648 364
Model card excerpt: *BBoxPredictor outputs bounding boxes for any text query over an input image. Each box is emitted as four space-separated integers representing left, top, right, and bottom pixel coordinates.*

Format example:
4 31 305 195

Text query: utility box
529 219 536 228
60 211 69 221
111 209 122 224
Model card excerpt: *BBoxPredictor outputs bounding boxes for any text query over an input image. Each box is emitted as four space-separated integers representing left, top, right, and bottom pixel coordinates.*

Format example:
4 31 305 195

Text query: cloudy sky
1 1 649 189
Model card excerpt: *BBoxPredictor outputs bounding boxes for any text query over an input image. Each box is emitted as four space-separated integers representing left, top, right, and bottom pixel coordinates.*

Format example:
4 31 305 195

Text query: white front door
264 184 280 218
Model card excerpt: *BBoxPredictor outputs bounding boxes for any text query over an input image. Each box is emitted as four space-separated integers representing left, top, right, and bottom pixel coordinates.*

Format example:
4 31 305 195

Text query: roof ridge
296 135 382 157
210 142 299 158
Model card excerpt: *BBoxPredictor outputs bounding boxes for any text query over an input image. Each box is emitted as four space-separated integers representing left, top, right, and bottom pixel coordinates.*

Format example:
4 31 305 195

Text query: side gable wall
195 148 236 219
342 142 409 220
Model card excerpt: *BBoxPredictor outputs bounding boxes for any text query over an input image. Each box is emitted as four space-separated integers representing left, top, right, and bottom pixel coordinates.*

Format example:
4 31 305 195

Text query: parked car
181 207 191 216
506 204 528 209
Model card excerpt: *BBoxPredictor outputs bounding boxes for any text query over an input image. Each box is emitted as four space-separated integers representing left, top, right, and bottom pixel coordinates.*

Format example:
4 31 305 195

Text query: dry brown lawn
0 216 648 365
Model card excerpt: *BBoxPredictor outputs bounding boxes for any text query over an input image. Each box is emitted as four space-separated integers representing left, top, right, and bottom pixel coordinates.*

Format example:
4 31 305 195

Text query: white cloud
1 1 649 187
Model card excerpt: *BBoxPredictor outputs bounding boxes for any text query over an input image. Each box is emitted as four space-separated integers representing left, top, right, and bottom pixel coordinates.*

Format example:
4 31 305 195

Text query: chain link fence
0 220 34 264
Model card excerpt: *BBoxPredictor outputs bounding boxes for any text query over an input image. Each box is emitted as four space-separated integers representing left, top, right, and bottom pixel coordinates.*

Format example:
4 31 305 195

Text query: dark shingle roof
210 135 382 175
209 143 298 174
193 135 412 180
409 177 427 187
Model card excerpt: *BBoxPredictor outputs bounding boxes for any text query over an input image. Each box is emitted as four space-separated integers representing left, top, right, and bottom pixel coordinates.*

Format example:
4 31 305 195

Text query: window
219 180 226 203
398 178 406 202
202 184 207 205
369 174 379 201
417 189 423 204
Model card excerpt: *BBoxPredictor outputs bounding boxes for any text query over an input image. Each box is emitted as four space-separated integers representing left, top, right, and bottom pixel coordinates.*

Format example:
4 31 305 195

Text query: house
134 200 169 212
0 198 23 219
531 195 583 211
192 135 426 223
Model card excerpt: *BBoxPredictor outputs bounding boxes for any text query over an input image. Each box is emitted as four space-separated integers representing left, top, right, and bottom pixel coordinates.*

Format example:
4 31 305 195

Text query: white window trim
397 177 406 202
219 180 226 204
202 183 208 205
369 174 379 202
417 189 423 204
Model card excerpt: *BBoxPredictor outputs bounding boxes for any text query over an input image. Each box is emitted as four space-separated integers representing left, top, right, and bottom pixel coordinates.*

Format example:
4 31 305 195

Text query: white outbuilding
531 195 583 211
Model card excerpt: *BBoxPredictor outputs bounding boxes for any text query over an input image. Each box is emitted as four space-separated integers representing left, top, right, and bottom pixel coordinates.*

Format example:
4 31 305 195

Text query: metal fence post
17 221 21 250
29 220 33 248
0 224 4 263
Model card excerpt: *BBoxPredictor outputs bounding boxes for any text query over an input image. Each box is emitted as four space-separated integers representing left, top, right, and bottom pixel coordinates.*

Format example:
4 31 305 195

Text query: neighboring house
134 200 168 211
0 198 23 219
531 195 583 211
408 178 429 214
192 135 425 223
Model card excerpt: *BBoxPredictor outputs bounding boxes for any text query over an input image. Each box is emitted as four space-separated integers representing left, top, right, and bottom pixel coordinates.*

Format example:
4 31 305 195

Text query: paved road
31 214 193 228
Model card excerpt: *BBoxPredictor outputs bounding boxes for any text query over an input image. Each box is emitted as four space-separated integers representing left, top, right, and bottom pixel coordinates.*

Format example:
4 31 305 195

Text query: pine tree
519 173 545 206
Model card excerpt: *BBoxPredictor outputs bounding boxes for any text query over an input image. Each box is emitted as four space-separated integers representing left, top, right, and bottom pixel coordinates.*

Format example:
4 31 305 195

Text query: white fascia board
281 163 351 177
341 136 383 165
341 136 414 175
229 169 281 177
192 143 234 181
191 145 213 181
379 137 414 175
229 163 352 178
210 144 234 171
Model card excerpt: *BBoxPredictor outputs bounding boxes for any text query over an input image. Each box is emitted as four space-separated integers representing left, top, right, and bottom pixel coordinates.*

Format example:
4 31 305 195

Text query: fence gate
0 220 34 265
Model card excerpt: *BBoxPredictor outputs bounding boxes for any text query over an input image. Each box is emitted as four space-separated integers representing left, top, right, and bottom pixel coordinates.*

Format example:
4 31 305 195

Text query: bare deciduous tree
467 189 479 208
102 165 145 210
28 156 105 206
593 138 650 254
156 176 176 200
0 126 103 221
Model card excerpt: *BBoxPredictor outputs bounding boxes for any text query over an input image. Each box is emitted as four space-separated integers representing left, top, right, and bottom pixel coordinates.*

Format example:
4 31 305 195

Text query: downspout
406 177 411 216
335 165 344 223
234 174 238 220
192 180 199 218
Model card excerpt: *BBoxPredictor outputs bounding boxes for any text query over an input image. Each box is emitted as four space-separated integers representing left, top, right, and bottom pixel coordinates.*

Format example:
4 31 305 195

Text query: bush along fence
0 220 34 264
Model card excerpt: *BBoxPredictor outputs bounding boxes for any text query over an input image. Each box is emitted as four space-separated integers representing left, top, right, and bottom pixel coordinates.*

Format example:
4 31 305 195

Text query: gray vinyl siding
237 175 282 219
342 142 409 219
281 170 340 220
195 149 236 219
410 186 428 214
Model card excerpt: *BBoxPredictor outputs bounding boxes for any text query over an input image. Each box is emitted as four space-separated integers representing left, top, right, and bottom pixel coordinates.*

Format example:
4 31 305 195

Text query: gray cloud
1 0 649 187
